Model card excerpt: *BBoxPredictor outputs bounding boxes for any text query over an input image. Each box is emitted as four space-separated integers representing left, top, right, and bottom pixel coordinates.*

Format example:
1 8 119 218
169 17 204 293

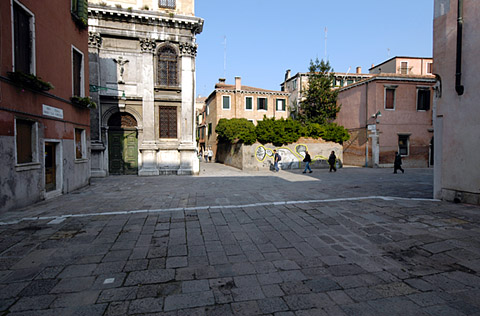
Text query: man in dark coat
302 151 312 173
328 151 337 172
394 151 404 174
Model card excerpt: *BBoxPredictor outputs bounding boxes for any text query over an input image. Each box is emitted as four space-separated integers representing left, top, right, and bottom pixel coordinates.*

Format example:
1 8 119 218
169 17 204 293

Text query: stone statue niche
113 56 129 84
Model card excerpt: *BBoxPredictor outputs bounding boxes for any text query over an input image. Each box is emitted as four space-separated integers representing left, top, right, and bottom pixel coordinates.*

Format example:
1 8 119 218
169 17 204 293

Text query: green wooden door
108 130 138 175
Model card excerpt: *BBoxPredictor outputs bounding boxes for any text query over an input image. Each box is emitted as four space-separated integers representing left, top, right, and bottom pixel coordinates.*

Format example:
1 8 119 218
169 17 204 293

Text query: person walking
207 147 213 162
273 149 281 172
328 151 337 172
393 151 404 174
203 149 208 162
303 151 312 173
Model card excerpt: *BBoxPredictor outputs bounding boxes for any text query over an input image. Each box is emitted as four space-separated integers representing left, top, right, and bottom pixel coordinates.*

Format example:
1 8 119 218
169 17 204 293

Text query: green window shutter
257 98 260 110
265 98 268 111
78 0 88 20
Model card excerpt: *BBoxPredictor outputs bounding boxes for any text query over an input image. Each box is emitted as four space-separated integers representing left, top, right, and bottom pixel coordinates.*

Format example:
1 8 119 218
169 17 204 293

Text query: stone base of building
441 189 480 205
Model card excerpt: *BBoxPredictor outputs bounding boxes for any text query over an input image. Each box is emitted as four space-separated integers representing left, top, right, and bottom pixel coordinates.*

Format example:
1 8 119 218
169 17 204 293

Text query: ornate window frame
155 43 180 89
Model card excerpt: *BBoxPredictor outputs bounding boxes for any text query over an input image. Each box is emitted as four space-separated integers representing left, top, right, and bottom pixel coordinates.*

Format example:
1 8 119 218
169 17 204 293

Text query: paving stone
128 297 164 314
104 301 129 316
231 286 265 302
182 280 210 293
257 297 289 314
97 287 137 303
231 300 261 315
50 276 95 293
51 290 100 308
164 291 215 311
166 256 188 268
124 268 175 286
18 279 59 296
9 294 55 311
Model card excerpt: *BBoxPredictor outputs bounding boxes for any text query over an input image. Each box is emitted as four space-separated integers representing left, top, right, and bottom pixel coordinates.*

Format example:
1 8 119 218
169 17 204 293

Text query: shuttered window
13 2 32 74
159 106 177 138
276 99 286 111
157 47 178 87
385 88 395 110
71 0 88 20
245 97 253 110
16 119 35 164
257 97 267 110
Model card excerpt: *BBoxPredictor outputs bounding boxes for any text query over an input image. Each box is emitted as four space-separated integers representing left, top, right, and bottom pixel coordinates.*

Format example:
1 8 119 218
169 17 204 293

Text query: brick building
203 77 289 159
0 0 91 212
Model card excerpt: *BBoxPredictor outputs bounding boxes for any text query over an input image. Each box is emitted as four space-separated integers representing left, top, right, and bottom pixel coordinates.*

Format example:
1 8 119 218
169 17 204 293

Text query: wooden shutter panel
16 120 33 164
77 0 88 20
13 3 31 74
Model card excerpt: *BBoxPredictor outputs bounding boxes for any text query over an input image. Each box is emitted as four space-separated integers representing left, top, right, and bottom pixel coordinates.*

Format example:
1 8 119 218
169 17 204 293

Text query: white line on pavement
0 196 440 226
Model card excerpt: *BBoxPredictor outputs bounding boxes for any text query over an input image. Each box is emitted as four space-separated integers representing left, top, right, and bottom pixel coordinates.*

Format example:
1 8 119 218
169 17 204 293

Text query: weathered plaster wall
217 138 343 171
433 0 480 204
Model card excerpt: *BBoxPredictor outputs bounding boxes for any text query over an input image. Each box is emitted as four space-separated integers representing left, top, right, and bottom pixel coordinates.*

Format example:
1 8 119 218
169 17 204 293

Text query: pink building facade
0 0 91 212
336 74 435 168
433 0 480 204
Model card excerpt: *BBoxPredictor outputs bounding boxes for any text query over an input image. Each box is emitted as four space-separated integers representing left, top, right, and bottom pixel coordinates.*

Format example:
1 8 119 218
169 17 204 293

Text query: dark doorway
45 142 56 191
108 112 138 175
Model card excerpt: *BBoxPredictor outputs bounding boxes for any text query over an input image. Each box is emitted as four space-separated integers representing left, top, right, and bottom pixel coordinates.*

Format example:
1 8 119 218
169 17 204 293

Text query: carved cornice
140 38 157 53
179 42 197 57
88 32 102 48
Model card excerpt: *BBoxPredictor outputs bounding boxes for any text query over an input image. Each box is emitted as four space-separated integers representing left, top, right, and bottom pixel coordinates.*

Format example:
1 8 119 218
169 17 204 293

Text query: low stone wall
216 138 343 171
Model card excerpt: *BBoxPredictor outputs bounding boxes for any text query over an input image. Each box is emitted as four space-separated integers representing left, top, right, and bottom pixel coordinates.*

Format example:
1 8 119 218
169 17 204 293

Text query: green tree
215 118 256 145
300 58 341 124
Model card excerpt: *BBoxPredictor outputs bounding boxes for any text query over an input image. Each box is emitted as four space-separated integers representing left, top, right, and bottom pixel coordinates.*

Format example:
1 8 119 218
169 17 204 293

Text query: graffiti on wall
255 144 333 170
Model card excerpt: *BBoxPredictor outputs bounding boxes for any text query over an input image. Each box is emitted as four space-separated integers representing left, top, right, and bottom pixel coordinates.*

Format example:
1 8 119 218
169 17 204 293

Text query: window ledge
75 158 89 164
15 162 41 172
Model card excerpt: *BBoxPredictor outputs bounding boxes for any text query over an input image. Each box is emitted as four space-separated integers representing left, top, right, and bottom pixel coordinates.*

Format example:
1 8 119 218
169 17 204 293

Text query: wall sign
42 104 64 119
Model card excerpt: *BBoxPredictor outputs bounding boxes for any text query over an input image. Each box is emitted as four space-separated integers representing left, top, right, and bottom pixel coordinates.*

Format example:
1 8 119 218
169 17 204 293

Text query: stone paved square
0 165 479 315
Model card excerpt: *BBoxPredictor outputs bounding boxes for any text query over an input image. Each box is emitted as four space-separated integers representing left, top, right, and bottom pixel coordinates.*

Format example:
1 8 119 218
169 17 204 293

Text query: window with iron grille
398 134 410 156
417 88 431 111
159 0 176 9
159 106 177 138
72 47 84 96
16 119 37 164
157 46 178 87
13 2 33 74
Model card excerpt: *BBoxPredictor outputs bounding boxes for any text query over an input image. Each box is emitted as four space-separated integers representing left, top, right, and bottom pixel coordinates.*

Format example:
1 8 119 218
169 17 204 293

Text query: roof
369 56 433 70
339 73 436 92
214 83 285 94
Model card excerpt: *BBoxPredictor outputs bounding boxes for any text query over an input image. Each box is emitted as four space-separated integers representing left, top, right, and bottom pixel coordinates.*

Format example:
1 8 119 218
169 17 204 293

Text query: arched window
157 46 178 87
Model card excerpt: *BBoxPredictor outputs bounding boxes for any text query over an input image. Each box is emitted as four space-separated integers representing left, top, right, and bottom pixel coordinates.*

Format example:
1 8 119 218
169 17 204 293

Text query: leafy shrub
215 118 256 145
216 117 349 146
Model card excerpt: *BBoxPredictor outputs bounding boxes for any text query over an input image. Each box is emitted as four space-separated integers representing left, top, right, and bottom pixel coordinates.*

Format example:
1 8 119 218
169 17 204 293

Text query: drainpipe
455 0 464 95
365 82 369 167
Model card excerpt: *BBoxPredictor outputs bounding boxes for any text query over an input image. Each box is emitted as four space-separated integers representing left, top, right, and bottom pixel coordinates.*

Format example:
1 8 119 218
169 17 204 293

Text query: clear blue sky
195 0 433 97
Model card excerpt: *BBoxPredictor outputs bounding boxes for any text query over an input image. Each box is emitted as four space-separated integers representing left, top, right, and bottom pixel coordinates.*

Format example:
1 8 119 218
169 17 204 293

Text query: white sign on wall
42 104 64 119
367 124 376 131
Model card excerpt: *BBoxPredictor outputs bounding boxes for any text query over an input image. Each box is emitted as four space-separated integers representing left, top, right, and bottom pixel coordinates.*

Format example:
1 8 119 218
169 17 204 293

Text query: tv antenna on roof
223 36 227 78
324 27 328 61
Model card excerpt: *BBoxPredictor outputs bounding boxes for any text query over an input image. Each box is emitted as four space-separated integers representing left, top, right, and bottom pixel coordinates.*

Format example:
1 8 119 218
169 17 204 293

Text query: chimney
235 76 241 90
285 69 291 81
218 78 226 84
356 66 362 74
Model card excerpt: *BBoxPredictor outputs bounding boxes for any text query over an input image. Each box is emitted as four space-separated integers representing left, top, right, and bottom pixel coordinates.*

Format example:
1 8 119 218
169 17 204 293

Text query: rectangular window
75 128 86 159
16 119 37 164
385 88 396 110
417 88 431 111
159 106 177 138
398 135 410 156
159 0 176 9
208 123 212 137
276 99 286 111
292 79 297 90
400 61 408 74
245 96 253 110
222 95 230 110
427 62 433 74
13 2 34 74
257 97 267 110
72 47 84 97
